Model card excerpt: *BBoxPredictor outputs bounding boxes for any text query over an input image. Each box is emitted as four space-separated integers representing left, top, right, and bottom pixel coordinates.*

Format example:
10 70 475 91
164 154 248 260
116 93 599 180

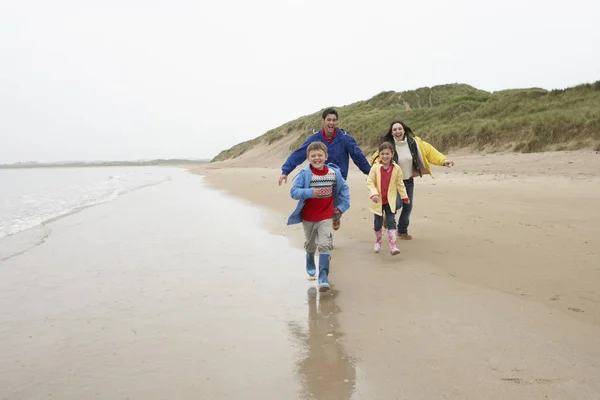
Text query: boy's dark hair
307 142 328 157
321 107 338 120
378 141 395 153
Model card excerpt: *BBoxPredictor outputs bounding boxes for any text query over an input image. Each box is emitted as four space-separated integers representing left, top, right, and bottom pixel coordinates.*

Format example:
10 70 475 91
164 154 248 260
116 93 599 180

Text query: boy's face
308 149 327 170
322 113 338 136
380 148 394 165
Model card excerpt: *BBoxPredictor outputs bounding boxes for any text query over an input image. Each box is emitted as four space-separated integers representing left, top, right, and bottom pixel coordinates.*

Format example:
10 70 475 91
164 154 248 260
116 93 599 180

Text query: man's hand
371 195 380 203
444 160 455 167
278 174 288 186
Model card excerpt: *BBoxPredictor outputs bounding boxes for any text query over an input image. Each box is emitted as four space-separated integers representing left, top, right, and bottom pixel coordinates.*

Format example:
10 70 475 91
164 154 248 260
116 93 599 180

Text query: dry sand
190 148 600 398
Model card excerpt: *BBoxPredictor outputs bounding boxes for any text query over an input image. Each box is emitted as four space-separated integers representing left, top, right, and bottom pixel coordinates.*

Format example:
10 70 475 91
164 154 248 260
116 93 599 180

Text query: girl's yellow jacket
366 162 409 216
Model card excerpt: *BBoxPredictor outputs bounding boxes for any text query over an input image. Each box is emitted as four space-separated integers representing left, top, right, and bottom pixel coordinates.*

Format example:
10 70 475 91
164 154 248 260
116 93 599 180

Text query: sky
1 0 599 163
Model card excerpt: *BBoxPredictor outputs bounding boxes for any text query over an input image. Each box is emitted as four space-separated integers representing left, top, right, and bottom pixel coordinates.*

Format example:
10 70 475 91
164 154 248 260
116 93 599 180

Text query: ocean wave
0 167 173 240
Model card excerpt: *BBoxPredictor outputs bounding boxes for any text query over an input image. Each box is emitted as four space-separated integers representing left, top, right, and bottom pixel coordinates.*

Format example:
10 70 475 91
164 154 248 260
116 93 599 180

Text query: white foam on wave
0 167 174 240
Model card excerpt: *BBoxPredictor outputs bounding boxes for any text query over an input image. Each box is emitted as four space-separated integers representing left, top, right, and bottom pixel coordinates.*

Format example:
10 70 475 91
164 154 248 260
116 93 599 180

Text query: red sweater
380 164 394 205
302 166 336 222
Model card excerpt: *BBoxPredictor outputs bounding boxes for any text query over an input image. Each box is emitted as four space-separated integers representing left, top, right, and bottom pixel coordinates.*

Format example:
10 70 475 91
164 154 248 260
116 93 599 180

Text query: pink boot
373 230 383 253
387 229 400 256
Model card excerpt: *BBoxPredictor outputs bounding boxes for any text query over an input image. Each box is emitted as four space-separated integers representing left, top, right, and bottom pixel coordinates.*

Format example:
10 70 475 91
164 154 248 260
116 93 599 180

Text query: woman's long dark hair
382 120 414 143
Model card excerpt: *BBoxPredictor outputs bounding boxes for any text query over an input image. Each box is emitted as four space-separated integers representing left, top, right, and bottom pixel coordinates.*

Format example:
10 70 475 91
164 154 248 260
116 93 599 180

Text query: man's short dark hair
321 108 338 120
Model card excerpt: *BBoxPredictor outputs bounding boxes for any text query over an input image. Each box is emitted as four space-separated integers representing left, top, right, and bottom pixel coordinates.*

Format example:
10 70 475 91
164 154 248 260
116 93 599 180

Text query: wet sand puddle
0 170 356 400
289 288 357 399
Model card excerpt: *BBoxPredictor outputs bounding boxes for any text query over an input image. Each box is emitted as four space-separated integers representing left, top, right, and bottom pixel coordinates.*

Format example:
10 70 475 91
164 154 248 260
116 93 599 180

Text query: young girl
366 142 410 255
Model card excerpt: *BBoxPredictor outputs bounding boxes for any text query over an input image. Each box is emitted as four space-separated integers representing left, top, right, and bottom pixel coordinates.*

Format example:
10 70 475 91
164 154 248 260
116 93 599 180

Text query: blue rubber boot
318 252 331 292
305 252 316 277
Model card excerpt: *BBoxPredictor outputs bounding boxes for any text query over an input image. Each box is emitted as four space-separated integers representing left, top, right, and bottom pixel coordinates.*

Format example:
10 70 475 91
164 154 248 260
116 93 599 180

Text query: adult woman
369 121 454 240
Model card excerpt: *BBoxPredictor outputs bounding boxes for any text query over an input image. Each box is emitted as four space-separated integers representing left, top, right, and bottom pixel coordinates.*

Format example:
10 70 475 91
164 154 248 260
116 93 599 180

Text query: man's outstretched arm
279 135 314 185
345 134 371 175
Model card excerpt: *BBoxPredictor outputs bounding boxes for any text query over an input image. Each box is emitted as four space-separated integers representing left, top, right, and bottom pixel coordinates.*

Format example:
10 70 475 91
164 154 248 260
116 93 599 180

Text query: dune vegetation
213 81 600 161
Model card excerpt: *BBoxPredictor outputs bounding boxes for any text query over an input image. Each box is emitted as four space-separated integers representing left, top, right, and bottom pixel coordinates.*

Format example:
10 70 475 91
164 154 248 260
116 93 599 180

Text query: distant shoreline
0 160 209 169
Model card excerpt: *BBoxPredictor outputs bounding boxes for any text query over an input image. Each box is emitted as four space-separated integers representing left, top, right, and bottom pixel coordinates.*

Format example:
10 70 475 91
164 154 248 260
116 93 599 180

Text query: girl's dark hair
382 120 414 142
378 141 395 153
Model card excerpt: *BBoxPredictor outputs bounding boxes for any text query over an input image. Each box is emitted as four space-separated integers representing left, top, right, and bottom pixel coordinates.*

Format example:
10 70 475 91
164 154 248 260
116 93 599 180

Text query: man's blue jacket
281 128 371 180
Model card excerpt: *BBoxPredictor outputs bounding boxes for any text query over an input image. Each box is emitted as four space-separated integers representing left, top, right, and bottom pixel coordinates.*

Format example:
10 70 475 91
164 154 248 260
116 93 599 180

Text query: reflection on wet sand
290 288 356 400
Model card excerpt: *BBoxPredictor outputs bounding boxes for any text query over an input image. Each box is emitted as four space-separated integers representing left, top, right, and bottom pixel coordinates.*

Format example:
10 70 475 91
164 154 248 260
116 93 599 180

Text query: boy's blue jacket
281 128 371 180
287 163 350 225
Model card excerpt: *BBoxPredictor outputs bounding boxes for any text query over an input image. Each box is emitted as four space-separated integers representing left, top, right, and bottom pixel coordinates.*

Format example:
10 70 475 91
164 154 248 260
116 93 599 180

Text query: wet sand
191 150 600 399
0 171 318 399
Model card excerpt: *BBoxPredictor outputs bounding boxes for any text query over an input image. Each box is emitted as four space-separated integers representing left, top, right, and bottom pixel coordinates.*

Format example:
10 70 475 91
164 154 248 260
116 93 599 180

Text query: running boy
287 142 350 292
366 142 410 255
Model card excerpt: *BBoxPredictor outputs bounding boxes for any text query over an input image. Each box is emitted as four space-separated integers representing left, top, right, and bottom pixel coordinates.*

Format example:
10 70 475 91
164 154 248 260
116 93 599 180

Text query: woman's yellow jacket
369 136 446 177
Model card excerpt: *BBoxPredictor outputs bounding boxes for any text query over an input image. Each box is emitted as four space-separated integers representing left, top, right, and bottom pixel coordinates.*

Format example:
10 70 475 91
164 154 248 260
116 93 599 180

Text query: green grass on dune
212 81 600 162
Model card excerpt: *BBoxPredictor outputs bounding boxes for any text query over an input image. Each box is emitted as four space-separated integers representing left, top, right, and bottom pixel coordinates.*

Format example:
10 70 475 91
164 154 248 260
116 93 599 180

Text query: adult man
278 107 371 230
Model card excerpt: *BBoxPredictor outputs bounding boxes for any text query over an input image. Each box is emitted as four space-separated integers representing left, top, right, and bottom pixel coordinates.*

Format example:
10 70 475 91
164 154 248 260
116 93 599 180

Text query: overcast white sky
1 0 599 163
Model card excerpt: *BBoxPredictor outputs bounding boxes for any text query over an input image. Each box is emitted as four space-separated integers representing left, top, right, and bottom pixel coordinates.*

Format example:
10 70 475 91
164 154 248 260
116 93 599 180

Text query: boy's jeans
302 219 333 254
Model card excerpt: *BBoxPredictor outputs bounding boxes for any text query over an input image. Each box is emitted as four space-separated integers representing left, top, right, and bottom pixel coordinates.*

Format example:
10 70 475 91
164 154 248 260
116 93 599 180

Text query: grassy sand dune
213 81 600 162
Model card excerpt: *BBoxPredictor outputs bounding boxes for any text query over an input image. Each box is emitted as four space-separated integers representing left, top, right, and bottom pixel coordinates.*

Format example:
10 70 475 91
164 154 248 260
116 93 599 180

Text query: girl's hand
444 160 455 167
371 195 380 203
